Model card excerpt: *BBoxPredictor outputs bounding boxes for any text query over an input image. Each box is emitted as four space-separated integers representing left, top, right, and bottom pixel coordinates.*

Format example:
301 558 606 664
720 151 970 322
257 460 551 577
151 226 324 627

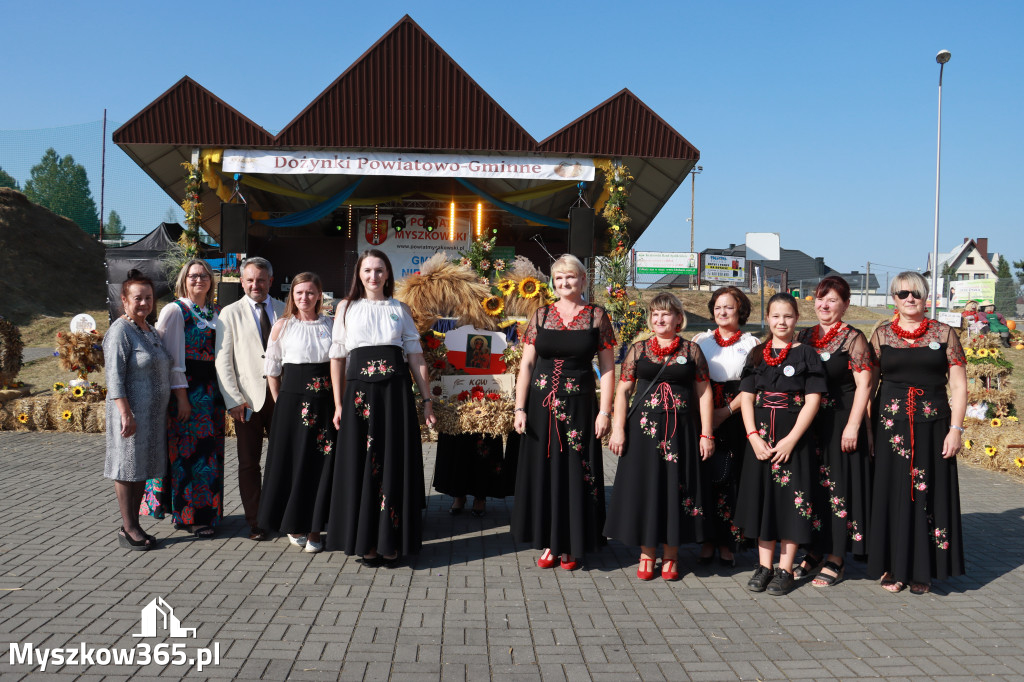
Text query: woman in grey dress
104 269 172 550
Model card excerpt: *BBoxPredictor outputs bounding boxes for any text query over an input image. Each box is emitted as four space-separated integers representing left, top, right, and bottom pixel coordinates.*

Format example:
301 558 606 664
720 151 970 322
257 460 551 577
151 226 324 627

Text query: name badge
195 319 208 330
676 356 687 365
783 365 795 377
819 351 831 362
928 341 941 350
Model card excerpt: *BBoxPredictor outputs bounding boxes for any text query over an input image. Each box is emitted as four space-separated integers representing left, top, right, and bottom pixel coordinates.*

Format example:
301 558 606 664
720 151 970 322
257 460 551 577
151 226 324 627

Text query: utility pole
863 262 870 307
688 165 702 289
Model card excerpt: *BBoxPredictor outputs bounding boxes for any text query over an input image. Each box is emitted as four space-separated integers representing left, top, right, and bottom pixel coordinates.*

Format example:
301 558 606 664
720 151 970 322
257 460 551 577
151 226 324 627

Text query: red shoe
661 559 680 581
637 557 655 581
537 549 556 569
560 554 578 571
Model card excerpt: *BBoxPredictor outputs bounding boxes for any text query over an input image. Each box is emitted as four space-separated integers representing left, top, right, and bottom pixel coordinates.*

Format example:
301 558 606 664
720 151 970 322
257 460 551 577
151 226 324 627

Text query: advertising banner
357 214 473 279
223 150 595 181
948 279 996 308
635 251 698 275
704 254 745 283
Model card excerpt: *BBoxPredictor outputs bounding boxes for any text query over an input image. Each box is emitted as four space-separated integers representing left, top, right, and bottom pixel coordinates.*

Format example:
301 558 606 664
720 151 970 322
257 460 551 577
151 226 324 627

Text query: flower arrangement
179 162 203 259
54 330 105 383
457 236 506 282
959 333 1023 479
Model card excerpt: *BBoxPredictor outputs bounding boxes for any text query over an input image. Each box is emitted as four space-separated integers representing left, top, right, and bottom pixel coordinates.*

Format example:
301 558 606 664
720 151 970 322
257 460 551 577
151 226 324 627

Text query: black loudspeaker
568 207 595 259
218 281 243 305
221 203 249 253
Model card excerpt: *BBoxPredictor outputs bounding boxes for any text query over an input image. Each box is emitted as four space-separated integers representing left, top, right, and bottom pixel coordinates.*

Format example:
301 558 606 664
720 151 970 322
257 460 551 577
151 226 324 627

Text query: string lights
476 202 482 239
449 201 455 242
347 204 353 239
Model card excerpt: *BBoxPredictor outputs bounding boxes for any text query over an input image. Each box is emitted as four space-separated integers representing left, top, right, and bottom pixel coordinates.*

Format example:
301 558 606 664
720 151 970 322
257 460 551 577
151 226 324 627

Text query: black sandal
118 527 151 551
792 552 824 579
811 560 844 587
191 525 215 538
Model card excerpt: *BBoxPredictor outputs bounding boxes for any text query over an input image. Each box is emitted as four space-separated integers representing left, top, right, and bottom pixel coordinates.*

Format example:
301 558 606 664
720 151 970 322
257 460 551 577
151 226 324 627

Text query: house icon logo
133 597 197 638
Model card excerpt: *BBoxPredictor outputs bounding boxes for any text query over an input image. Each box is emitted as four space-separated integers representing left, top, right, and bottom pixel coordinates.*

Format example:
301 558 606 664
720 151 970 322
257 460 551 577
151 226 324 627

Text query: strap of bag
626 353 673 421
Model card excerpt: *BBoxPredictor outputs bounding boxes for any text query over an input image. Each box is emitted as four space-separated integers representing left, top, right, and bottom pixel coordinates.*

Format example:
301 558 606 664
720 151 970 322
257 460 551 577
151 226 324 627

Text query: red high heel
661 559 680 581
537 548 556 569
560 554 578 571
637 557 655 580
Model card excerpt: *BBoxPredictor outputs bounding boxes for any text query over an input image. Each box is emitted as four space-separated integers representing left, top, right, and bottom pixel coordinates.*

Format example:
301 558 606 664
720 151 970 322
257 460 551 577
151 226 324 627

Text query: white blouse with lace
155 297 219 390
691 330 760 383
264 316 334 377
329 298 422 359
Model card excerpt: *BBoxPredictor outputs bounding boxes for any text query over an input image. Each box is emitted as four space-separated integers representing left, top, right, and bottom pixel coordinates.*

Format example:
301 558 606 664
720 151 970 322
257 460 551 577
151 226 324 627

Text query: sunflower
1009 416 1019 423
518 277 541 299
53 382 66 392
61 410 73 421
985 445 997 457
977 348 990 358
497 279 517 296
964 439 972 450
16 413 29 424
482 295 505 317
1016 457 1024 469
991 418 1002 428
72 386 85 398
964 348 975 357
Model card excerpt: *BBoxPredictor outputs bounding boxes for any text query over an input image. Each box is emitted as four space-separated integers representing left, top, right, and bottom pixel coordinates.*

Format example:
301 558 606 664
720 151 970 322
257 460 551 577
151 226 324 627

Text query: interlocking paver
2 432 1024 680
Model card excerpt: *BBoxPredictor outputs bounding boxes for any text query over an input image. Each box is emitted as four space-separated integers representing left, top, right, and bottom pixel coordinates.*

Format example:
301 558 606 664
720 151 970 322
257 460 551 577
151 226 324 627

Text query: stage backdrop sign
635 251 698 275
358 214 472 279
223 150 595 181
704 254 745 283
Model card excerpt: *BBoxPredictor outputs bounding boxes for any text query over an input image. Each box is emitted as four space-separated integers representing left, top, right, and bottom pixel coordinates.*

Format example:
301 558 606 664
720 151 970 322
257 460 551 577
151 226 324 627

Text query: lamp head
936 50 951 64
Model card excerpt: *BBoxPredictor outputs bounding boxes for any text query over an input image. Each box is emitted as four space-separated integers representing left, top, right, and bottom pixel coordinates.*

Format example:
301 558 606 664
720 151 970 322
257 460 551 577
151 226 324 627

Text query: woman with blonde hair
512 254 616 570
142 258 224 537
258 272 335 553
605 293 714 581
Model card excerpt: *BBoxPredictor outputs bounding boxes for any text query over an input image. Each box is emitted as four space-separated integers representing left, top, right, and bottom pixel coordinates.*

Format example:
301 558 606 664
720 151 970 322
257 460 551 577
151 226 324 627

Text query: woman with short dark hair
104 269 172 550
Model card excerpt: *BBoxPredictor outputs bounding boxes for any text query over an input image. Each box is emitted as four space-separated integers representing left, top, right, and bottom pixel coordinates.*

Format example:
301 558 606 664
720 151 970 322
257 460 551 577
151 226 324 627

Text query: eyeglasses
894 290 922 300
187 274 211 280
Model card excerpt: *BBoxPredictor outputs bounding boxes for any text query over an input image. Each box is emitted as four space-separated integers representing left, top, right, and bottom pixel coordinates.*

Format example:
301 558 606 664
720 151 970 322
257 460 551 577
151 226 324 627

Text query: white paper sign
937 311 962 328
223 149 595 181
441 374 514 398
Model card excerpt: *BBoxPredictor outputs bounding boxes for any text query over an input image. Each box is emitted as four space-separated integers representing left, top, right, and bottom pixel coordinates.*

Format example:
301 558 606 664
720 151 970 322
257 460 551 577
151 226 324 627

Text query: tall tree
105 210 126 239
994 255 1016 315
1013 259 1024 295
22 148 100 235
0 166 19 190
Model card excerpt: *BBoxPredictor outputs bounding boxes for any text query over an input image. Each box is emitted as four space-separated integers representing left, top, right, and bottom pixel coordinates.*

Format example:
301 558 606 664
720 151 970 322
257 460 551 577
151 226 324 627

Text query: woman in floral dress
794 276 876 587
868 271 967 595
144 259 224 536
512 255 616 570
605 293 714 581
258 272 335 553
735 294 826 596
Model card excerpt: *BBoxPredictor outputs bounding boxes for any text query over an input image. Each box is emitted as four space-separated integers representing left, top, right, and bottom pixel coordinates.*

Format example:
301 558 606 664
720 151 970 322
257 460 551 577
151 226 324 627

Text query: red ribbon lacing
541 359 564 456
906 386 924 501
653 382 679 447
761 391 789 444
711 382 727 409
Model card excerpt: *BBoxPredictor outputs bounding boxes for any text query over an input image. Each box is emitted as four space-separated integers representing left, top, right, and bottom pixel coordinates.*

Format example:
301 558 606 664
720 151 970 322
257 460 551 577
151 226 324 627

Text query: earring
675 324 681 332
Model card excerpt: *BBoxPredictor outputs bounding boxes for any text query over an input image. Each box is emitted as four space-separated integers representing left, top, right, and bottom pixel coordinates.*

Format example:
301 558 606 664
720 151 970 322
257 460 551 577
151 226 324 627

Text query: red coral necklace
713 328 742 347
648 335 681 359
810 322 844 349
763 341 793 366
892 315 930 341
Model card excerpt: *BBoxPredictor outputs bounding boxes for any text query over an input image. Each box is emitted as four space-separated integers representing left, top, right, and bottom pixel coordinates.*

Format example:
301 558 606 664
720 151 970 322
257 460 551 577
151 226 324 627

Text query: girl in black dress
868 271 967 595
736 294 826 596
511 255 616 570
606 293 715 581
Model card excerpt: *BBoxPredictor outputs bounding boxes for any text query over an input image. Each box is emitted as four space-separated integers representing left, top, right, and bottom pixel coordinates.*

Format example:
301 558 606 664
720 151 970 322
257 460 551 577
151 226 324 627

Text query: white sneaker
304 538 323 554
288 534 307 548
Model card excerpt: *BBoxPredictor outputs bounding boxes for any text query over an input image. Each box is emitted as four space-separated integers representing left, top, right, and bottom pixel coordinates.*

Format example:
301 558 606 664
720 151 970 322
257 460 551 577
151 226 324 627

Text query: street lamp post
930 50 951 319
688 165 703 289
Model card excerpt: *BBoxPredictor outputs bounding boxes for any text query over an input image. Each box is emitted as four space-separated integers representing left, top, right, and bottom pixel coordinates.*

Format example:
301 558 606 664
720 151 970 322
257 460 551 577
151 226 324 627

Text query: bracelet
514 407 526 413
949 424 965 433
598 411 611 418
727 404 734 415
746 430 759 439
700 434 715 441
422 398 432 404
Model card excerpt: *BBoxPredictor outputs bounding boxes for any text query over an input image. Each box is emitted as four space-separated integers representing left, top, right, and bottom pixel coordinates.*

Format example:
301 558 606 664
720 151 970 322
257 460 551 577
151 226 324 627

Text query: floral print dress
867 321 966 584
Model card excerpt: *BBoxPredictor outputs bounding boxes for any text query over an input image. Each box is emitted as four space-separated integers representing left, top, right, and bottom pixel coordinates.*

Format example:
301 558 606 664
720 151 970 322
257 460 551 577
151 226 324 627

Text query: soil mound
0 188 107 324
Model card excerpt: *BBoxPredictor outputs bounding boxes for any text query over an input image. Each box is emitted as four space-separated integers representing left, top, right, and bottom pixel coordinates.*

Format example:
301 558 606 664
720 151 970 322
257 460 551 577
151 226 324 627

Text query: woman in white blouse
256 272 334 553
691 286 760 568
143 259 224 537
324 250 437 566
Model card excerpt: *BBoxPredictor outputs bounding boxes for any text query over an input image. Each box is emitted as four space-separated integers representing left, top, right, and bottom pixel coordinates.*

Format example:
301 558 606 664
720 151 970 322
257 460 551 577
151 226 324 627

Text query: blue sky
2 1 1021 278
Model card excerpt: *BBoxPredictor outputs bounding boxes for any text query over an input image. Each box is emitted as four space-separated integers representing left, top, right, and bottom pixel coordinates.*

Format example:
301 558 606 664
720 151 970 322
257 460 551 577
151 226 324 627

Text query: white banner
704 254 745 283
223 149 595 181
358 214 472 279
635 251 698 275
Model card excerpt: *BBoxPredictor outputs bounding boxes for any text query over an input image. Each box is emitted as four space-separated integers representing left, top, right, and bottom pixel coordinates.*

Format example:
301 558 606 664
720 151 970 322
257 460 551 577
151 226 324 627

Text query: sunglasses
895 290 923 300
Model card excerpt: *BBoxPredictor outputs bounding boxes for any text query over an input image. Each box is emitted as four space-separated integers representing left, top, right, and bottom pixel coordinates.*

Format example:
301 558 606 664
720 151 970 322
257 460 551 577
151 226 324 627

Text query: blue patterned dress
141 300 225 527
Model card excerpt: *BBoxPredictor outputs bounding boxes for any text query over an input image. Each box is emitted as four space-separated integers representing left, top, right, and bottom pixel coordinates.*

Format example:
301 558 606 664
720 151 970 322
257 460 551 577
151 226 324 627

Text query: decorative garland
0 318 25 390
54 331 105 382
180 162 203 259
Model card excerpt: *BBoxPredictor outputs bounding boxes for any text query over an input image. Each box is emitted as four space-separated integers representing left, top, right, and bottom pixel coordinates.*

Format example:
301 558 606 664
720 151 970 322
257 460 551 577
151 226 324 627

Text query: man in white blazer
215 257 285 540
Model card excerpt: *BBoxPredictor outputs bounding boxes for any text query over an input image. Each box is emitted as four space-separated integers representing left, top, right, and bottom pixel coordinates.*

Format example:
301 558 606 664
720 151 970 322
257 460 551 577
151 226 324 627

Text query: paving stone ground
2 432 1024 681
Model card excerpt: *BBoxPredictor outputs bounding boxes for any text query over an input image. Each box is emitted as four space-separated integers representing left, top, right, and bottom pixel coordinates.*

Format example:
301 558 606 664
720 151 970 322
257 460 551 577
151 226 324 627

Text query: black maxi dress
797 325 876 559
867 321 966 584
322 344 426 556
734 344 827 544
604 338 709 548
511 304 616 558
432 432 510 501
